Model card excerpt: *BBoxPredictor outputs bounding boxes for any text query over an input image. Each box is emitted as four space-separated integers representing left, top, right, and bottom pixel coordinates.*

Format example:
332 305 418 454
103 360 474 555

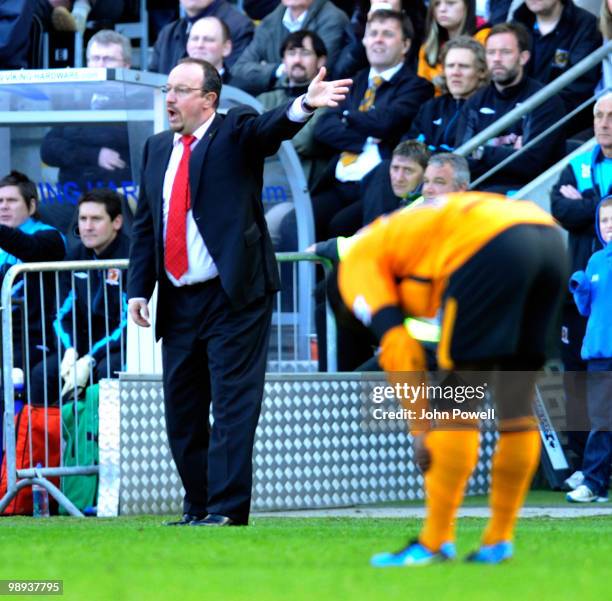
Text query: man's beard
492 66 520 87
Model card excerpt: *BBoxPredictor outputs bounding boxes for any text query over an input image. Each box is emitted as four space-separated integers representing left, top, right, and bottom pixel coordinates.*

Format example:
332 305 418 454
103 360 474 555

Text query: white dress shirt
163 114 219 286
335 62 404 183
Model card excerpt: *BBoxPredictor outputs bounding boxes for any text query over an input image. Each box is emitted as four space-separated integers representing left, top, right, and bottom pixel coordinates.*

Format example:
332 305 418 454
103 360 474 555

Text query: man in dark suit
127 57 351 526
148 0 254 73
186 16 234 84
311 9 433 240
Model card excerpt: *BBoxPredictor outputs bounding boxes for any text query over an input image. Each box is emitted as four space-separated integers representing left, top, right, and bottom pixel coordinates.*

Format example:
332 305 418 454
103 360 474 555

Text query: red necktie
165 134 196 280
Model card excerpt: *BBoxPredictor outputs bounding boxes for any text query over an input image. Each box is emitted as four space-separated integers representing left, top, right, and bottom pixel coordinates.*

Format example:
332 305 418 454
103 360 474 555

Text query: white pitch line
254 506 612 519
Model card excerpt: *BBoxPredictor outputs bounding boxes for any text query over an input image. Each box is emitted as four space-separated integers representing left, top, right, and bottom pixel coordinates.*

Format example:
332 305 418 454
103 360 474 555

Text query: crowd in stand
0 1 608 238
0 1 610 504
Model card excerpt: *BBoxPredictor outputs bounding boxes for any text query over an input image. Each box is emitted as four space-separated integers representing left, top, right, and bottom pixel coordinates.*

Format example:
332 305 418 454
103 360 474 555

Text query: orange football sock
419 429 480 552
482 428 541 545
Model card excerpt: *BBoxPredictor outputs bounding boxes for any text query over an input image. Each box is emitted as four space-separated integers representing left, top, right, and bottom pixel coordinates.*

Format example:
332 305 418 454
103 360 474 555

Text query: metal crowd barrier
0 259 129 517
0 254 337 516
271 253 336 372
454 40 612 189
126 253 337 374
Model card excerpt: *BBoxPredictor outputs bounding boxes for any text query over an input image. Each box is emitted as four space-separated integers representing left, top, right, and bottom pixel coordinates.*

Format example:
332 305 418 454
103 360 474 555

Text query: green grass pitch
0 499 610 601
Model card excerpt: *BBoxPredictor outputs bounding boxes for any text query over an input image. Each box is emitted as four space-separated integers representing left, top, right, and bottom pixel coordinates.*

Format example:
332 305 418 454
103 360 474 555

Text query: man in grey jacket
232 0 348 96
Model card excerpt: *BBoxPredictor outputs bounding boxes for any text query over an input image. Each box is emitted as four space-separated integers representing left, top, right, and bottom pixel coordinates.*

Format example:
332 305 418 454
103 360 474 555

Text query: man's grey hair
427 153 471 188
87 30 132 65
594 91 612 114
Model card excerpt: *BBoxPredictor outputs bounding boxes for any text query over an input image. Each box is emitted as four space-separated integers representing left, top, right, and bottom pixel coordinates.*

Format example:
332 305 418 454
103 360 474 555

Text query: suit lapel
189 113 223 210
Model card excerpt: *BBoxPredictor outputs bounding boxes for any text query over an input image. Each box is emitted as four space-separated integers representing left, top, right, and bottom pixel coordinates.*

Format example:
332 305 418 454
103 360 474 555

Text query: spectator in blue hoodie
566 196 612 503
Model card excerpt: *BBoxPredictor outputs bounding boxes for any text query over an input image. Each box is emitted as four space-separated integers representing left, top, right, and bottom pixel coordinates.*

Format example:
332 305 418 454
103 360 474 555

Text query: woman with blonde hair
418 0 489 90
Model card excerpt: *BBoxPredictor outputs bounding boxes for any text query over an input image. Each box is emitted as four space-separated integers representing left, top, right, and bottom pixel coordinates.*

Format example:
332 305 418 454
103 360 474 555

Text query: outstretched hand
304 67 352 109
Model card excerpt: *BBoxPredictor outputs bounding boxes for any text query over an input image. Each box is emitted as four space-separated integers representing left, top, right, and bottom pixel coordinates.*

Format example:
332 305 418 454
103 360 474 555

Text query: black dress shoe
190 513 240 526
164 513 205 526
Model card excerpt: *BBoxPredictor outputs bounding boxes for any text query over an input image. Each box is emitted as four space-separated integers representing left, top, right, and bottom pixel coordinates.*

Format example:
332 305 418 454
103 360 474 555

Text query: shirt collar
282 8 308 33
368 62 403 83
172 112 216 147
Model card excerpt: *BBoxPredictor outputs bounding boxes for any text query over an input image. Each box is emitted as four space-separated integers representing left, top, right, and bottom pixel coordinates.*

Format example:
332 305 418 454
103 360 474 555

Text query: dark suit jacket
313 63 433 160
0 0 32 69
127 102 304 339
148 0 254 73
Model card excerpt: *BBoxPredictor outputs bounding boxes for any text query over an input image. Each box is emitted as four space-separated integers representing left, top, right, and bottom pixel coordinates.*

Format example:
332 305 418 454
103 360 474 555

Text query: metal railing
126 253 337 374
0 259 128 517
455 40 612 188
274 253 337 372
0 254 338 516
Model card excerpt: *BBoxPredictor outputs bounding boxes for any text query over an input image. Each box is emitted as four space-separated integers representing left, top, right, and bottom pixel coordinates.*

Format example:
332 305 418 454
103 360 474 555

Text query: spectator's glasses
159 85 205 98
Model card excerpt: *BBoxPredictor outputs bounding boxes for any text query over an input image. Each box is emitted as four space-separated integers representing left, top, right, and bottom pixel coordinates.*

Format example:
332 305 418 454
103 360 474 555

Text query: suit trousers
160 277 273 524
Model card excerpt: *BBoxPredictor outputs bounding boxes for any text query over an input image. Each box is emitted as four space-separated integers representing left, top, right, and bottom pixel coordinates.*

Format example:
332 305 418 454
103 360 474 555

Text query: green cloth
59 384 99 514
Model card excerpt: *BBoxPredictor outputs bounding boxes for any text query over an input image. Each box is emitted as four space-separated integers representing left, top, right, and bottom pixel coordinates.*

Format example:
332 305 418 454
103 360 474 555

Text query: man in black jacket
149 0 254 73
127 58 351 527
405 36 488 153
39 30 133 234
0 171 65 374
455 22 565 192
29 188 129 404
361 139 429 224
513 0 601 132
312 9 433 240
186 16 234 84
